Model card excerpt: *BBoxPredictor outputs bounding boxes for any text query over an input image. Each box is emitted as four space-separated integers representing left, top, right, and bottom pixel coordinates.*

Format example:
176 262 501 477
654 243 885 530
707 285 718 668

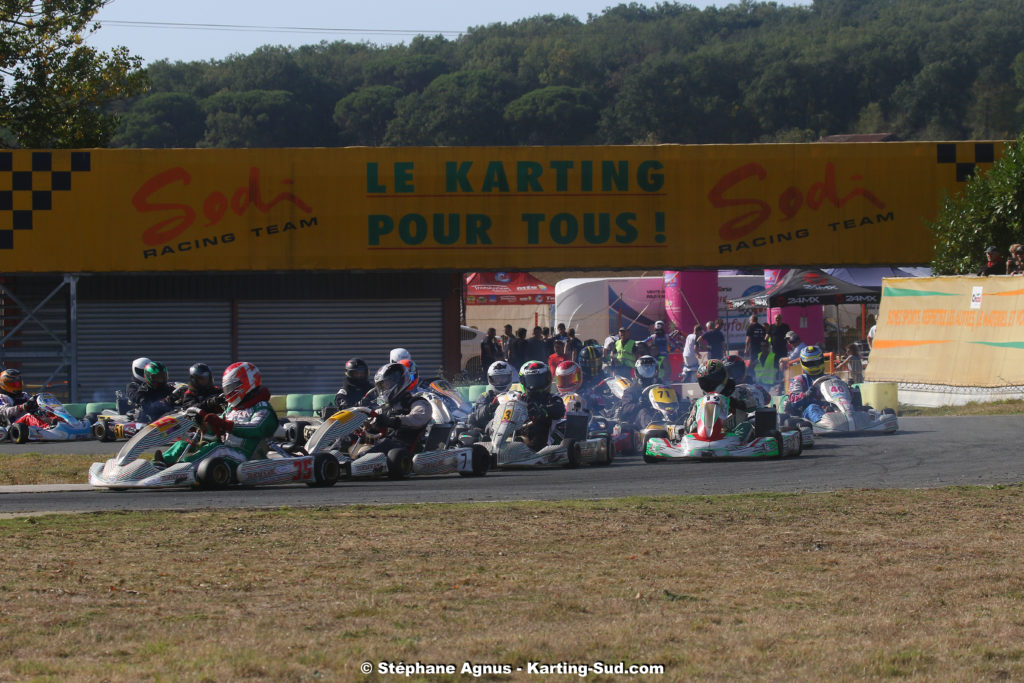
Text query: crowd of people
475 314 870 393
978 244 1024 276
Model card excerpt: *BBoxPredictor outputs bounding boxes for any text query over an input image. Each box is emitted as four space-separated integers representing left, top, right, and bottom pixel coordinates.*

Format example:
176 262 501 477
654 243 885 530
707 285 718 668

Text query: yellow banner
0 142 1006 272
866 275 1024 386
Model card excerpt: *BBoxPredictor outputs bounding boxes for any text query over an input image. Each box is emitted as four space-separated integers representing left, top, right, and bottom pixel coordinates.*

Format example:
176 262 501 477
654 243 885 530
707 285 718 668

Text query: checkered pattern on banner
0 151 91 249
936 142 996 183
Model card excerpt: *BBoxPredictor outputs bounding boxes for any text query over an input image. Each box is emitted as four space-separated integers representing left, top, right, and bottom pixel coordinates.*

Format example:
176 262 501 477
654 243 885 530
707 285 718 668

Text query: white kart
88 410 340 489
795 375 898 435
484 390 614 469
303 399 489 479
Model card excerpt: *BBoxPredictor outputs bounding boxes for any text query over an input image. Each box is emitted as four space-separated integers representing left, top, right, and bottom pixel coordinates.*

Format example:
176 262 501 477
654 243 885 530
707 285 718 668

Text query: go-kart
5 393 93 443
612 383 692 455
302 401 489 480
88 410 340 489
791 375 898 435
482 390 614 469
733 382 815 449
643 393 802 462
91 383 200 442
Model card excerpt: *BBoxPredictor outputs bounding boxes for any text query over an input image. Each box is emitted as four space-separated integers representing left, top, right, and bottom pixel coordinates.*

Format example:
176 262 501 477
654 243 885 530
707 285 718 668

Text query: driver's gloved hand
22 398 38 413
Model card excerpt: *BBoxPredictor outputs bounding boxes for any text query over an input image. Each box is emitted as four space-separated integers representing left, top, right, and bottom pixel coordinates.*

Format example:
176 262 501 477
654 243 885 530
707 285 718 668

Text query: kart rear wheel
386 448 413 479
563 439 581 468
9 422 29 444
91 421 109 441
196 456 231 490
307 451 340 487
458 444 490 477
601 435 616 465
284 420 310 448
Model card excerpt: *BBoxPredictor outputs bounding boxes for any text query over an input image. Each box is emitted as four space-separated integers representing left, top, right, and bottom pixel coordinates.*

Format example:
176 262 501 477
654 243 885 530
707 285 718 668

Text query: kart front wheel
770 430 785 459
641 430 667 464
790 429 803 457
458 444 490 477
9 422 29 444
196 457 231 490
386 448 413 480
307 451 340 487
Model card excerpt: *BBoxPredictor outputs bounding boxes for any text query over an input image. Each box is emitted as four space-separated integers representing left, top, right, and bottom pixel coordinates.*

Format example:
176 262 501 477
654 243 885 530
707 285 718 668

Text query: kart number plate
456 451 473 473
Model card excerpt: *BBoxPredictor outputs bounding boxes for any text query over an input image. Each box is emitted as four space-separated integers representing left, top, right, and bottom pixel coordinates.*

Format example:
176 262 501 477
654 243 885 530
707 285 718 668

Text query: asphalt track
1 415 1021 515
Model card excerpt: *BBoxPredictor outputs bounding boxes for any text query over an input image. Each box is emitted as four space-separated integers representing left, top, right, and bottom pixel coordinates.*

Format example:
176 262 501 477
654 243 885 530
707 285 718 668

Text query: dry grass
1 487 1023 681
898 399 1024 417
0 453 100 485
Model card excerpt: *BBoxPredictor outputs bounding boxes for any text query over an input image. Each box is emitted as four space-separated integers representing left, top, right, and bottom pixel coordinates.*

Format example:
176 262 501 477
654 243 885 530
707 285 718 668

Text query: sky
86 0 809 64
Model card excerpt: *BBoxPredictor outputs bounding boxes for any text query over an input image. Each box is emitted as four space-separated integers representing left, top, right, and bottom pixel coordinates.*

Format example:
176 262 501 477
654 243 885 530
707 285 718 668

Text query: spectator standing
542 327 555 357
547 339 569 376
506 328 530 370
502 324 514 349
526 326 548 363
768 314 791 360
564 327 583 362
744 314 767 361
554 323 568 344
867 323 877 350
1006 244 1024 275
779 330 807 374
680 324 702 382
480 328 503 376
978 245 1004 276
699 320 726 361
607 326 637 376
833 343 865 385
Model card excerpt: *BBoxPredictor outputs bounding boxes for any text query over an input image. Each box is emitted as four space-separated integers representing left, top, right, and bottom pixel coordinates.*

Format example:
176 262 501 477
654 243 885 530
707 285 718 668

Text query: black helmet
519 360 551 394
143 361 168 388
188 363 212 390
345 358 368 383
785 330 800 344
697 359 728 394
579 344 603 378
374 362 412 406
723 354 746 383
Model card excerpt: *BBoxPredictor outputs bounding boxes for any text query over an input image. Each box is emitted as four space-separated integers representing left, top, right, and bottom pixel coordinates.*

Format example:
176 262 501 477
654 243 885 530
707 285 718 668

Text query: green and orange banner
867 275 1024 386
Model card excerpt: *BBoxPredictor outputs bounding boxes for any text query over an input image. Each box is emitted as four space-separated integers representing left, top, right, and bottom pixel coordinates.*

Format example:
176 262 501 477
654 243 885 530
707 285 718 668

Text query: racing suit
787 373 833 422
521 390 566 452
173 383 225 413
681 378 756 435
131 382 177 423
361 391 432 457
160 386 279 467
613 379 658 428
333 377 373 411
0 390 50 429
469 388 503 430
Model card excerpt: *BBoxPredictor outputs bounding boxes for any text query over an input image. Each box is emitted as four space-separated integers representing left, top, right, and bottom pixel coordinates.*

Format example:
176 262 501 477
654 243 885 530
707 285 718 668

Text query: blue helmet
800 345 825 377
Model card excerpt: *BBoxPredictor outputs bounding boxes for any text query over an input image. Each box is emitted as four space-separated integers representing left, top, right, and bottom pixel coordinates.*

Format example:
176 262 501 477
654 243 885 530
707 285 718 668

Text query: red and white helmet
555 360 582 394
222 361 261 408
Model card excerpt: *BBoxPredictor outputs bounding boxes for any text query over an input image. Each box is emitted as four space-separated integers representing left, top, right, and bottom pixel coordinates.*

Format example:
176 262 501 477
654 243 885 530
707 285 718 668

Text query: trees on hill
86 0 1024 149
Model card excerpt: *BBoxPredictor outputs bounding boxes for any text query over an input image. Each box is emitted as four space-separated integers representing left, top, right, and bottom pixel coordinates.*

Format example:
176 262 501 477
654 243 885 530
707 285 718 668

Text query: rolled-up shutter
237 299 443 395
76 301 232 402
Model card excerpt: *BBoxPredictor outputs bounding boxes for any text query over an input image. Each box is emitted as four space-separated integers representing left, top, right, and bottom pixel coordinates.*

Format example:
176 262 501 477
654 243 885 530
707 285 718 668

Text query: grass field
1 488 1023 681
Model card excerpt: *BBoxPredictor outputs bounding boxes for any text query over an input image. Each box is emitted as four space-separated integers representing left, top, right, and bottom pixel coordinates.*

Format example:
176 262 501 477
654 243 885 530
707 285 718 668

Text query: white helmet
389 347 412 363
486 361 514 393
131 357 152 382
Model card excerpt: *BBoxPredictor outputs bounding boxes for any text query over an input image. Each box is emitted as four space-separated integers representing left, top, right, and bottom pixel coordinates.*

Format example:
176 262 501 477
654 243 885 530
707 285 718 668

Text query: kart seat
422 423 453 451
